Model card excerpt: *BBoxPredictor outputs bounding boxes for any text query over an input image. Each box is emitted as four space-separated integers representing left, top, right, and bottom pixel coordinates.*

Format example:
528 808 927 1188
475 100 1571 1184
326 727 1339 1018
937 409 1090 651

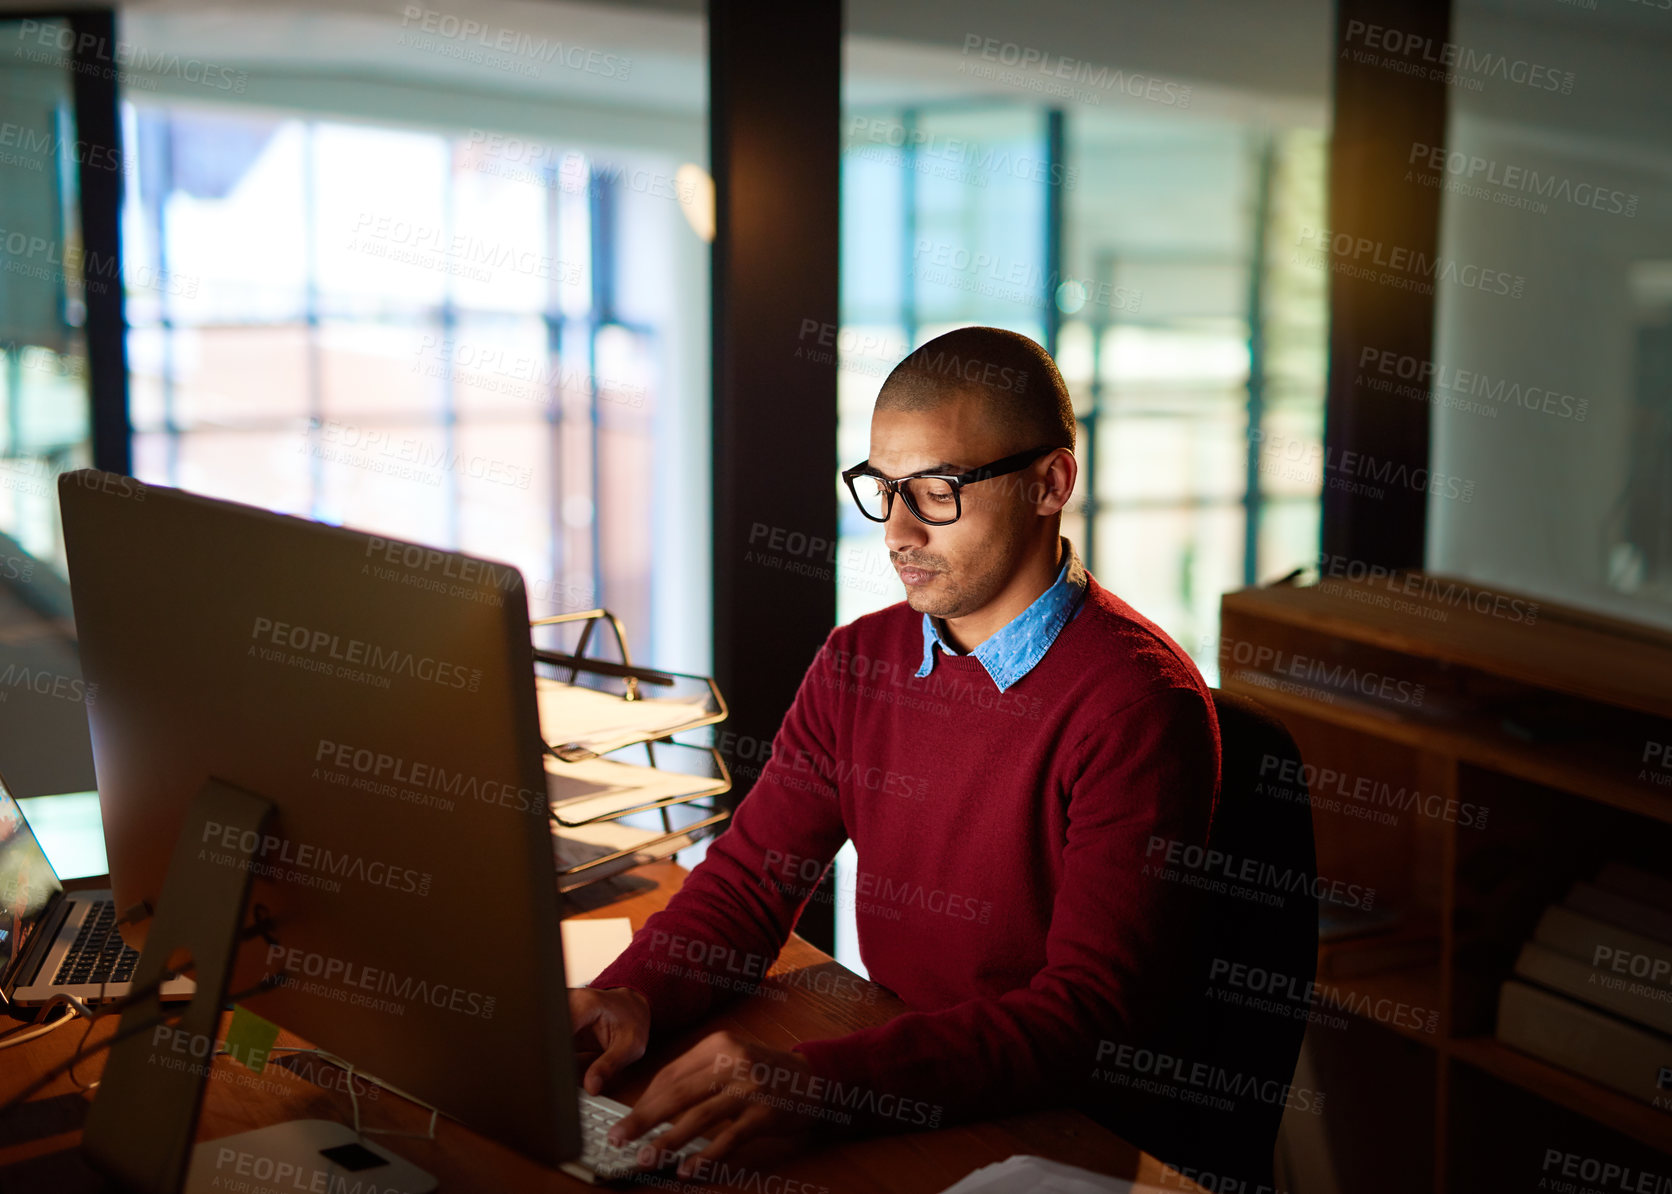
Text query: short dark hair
876 326 1075 453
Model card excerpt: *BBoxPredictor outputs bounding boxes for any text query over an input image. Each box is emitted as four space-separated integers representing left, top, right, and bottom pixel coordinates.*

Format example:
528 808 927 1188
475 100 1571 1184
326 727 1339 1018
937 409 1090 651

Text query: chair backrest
1189 690 1319 1181
1087 690 1318 1189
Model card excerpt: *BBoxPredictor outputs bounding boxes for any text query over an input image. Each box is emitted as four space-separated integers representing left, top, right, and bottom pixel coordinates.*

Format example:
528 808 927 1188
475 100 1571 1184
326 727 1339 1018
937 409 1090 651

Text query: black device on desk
55 470 704 1189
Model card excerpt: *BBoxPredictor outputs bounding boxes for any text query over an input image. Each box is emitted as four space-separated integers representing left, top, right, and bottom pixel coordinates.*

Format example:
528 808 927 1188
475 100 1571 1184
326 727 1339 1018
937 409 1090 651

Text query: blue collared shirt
916 537 1088 693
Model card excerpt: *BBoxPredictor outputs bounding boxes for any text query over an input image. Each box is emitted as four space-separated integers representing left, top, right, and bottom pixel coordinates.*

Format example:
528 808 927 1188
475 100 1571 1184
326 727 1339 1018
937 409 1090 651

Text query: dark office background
1 0 1669 1188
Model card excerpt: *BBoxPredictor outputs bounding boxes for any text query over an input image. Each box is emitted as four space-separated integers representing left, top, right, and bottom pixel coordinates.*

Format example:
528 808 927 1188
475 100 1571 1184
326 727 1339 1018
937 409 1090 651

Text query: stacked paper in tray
545 754 729 826
1496 861 1672 1104
535 678 713 760
535 656 729 892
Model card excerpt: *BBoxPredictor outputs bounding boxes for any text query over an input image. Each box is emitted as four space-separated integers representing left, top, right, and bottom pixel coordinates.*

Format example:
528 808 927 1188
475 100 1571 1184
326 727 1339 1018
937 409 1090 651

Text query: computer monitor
57 469 580 1166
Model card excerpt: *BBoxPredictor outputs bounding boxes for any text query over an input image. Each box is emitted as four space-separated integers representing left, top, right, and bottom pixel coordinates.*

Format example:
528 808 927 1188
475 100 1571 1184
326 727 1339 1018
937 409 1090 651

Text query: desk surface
0 862 1199 1193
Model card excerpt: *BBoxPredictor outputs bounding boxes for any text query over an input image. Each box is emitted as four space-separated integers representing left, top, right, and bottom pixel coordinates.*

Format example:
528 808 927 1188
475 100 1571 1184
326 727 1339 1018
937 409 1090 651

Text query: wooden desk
0 863 1200 1193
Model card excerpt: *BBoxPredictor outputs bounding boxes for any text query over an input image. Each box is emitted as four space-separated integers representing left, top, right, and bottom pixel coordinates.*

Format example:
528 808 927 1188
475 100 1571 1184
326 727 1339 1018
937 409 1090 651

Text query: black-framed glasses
841 445 1056 526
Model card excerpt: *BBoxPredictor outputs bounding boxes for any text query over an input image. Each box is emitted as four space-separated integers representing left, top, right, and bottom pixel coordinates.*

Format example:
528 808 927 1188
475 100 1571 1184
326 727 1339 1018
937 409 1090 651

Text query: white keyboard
560 1088 712 1184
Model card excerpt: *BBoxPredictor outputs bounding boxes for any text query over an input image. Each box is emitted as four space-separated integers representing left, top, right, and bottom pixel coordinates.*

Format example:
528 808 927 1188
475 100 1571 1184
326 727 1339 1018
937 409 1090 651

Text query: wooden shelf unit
1218 574 1672 1190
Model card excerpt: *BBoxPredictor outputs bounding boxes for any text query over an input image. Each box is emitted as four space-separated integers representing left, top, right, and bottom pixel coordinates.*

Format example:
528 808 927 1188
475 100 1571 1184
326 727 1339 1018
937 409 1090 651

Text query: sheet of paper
560 917 636 987
936 1156 1134 1194
551 815 710 884
535 680 713 756
545 755 723 825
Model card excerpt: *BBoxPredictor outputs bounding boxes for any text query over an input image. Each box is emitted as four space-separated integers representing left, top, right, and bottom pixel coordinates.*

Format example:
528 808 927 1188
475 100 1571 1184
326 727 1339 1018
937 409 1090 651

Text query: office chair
1085 689 1319 1190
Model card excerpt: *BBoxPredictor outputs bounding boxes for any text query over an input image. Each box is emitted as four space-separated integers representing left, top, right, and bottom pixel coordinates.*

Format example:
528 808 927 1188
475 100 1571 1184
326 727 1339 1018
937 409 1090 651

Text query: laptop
0 769 194 1011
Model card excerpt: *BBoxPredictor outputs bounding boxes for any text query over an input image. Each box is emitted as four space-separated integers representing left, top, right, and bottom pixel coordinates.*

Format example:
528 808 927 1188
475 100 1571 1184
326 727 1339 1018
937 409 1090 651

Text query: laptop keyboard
51 900 140 988
575 1087 709 1180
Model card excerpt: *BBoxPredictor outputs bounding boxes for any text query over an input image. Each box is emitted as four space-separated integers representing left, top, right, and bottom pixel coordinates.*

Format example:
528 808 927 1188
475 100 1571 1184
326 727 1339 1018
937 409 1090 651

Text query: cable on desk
240 1046 439 1143
0 972 284 1119
0 993 95 1051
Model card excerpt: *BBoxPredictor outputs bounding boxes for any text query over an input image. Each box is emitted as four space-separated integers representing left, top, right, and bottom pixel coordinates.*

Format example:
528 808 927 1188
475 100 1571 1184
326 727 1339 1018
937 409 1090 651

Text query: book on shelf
1536 902 1672 993
1513 941 1672 1036
1597 861 1672 916
1317 904 1403 944
1567 871 1672 948
1495 979 1672 1107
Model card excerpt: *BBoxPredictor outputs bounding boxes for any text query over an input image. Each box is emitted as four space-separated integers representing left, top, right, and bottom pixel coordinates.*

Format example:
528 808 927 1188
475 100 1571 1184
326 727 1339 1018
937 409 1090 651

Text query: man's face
866 396 1039 619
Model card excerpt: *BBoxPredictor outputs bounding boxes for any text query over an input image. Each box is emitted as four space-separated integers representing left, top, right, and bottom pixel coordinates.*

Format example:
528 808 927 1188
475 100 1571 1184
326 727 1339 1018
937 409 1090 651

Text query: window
837 101 1328 679
122 102 699 658
0 18 92 577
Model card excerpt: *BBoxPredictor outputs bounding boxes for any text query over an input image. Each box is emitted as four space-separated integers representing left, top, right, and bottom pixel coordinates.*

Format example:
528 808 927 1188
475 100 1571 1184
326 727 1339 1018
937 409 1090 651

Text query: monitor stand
182 1120 437 1194
79 777 436 1194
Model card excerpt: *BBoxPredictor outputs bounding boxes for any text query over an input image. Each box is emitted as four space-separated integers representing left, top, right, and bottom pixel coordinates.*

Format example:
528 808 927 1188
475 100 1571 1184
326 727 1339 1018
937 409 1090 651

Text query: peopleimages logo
13 19 249 94
1540 1150 1671 1194
1211 637 1426 708
894 345 1030 394
1341 19 1575 93
198 819 432 897
1408 143 1637 218
0 553 35 584
250 616 483 693
412 332 647 409
1093 1041 1326 1115
314 738 548 816
712 1055 942 1129
1294 225 1525 298
848 117 1077 189
1143 836 1375 911
959 34 1193 108
363 536 522 592
784 748 928 802
263 943 495 1020
820 644 1046 721
762 850 993 925
206 1145 405 1194
1250 428 1476 503
396 6 631 79
1357 345 1588 422
1207 957 1440 1035
0 664 96 707
0 121 133 177
1315 552 1537 625
1644 740 1672 788
912 238 1142 314
1258 753 1489 830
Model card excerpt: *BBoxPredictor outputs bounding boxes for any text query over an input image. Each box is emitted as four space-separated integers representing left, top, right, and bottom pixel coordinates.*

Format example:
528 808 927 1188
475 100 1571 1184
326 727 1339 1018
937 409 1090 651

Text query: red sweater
591 575 1220 1128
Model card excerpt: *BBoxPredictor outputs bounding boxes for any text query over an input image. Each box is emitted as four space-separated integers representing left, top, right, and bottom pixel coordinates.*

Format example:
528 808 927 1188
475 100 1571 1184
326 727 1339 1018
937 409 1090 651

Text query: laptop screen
0 772 64 979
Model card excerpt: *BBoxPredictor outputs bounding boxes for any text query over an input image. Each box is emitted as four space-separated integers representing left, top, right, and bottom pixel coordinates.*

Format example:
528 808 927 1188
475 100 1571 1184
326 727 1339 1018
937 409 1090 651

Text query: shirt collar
916 537 1088 692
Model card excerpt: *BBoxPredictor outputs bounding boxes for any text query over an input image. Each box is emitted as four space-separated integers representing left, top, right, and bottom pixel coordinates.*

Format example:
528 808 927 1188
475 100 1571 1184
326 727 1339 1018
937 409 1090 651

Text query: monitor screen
0 772 63 979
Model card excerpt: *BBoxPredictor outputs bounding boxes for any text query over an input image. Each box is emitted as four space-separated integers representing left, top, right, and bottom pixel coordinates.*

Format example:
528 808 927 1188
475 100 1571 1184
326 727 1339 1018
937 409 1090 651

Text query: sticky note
225 1003 280 1073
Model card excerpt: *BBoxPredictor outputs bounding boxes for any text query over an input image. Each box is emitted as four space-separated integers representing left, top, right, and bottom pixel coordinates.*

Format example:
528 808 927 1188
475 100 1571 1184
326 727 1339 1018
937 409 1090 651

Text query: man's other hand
606 1030 830 1176
569 986 651 1094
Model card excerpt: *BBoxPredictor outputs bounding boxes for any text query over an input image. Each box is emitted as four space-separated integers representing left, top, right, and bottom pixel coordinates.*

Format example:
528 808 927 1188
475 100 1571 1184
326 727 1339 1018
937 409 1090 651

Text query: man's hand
569 986 651 1094
608 1030 833 1176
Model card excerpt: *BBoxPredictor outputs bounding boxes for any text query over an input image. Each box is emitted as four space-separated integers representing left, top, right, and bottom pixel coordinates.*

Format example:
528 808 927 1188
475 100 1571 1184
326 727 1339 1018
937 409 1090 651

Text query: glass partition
1428 0 1672 629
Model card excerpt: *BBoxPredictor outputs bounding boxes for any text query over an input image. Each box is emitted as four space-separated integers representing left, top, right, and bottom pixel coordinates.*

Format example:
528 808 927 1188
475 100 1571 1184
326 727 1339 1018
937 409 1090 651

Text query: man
571 325 1220 1175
